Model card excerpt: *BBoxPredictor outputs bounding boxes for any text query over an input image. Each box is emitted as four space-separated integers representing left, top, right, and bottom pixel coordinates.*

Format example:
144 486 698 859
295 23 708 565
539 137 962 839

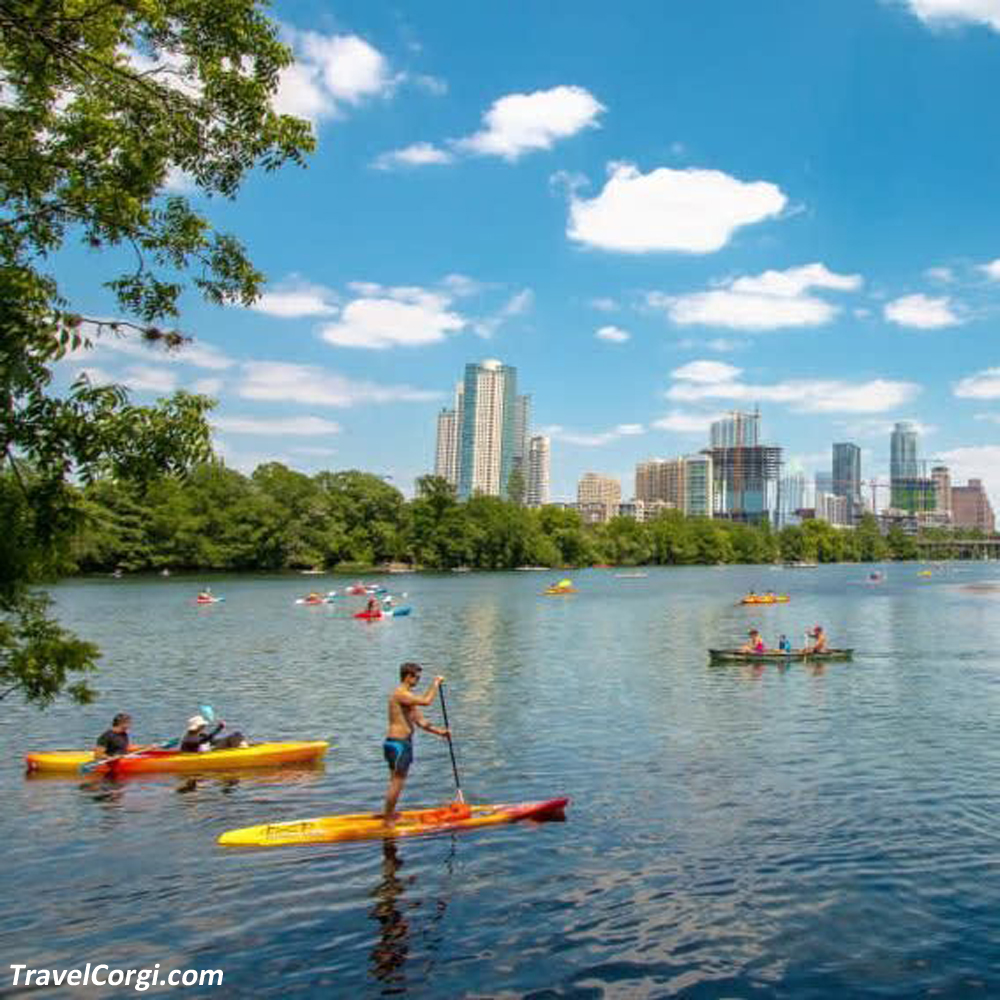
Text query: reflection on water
3 565 1000 997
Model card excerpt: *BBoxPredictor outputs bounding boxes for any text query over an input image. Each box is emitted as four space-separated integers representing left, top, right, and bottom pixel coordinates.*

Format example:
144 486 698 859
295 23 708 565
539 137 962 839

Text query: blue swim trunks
383 737 413 777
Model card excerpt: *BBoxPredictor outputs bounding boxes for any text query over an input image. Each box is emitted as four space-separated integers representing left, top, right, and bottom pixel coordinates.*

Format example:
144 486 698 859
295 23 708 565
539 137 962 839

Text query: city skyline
47 1 1000 508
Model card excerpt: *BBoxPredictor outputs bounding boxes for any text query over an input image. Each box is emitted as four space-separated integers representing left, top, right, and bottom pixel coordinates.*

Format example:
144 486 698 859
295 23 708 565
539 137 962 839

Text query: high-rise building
513 395 531 471
932 465 952 520
526 435 550 507
577 473 621 522
635 454 713 516
433 382 464 489
779 470 808 526
709 410 781 523
951 479 995 532
889 421 934 512
832 442 862 522
455 360 519 500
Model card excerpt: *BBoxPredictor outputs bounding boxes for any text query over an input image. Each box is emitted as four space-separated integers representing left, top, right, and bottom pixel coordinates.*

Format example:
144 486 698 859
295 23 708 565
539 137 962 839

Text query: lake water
2 564 1000 998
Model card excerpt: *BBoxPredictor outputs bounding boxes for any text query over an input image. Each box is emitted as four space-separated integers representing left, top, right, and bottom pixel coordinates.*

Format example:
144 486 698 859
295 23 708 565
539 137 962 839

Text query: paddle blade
199 705 215 723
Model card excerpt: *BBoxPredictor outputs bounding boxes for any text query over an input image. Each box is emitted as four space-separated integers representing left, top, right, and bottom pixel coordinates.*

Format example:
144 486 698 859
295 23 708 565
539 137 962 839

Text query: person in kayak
93 712 135 758
778 634 792 652
382 663 449 823
806 626 828 654
180 715 248 752
366 596 382 618
740 629 766 654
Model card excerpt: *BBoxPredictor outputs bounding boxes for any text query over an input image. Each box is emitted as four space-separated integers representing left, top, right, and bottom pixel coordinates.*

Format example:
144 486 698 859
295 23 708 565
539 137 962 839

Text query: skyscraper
635 454 713 516
577 473 621 522
932 465 952 520
709 409 781 523
890 421 934 513
526 435 550 507
832 442 862 522
457 359 519 500
433 381 464 489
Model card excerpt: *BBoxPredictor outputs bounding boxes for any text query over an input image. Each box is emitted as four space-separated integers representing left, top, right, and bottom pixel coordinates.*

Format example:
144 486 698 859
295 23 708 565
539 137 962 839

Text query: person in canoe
805 625 828 654
180 714 248 752
93 712 137 759
382 663 449 824
740 629 766 654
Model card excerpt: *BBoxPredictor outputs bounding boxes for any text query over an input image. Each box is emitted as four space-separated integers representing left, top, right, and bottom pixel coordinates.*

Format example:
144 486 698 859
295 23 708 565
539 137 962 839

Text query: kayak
295 597 331 605
709 648 854 663
195 596 224 604
217 796 570 847
543 588 578 595
739 596 790 604
353 605 411 619
25 740 329 775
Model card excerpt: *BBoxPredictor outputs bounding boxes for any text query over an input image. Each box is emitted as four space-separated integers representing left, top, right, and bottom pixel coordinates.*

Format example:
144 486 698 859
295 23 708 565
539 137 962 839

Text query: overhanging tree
1 0 314 706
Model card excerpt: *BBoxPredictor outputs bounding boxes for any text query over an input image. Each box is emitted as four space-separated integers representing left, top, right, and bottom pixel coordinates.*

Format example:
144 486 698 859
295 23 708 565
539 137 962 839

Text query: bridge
914 537 1000 559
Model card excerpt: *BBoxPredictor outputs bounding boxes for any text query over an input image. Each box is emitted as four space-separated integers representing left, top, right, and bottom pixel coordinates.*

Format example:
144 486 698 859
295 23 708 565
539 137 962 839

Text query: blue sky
58 0 1000 504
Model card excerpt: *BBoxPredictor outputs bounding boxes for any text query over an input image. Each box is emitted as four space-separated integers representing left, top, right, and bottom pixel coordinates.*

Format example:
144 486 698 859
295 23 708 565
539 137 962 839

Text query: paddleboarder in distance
382 663 449 824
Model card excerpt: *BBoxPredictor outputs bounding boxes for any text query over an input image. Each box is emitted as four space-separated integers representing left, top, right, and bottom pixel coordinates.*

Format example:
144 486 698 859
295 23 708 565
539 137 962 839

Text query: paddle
437 683 465 805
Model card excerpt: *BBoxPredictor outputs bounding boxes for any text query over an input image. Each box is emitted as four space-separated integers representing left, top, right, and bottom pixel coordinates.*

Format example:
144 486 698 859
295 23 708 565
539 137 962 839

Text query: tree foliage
1 0 313 707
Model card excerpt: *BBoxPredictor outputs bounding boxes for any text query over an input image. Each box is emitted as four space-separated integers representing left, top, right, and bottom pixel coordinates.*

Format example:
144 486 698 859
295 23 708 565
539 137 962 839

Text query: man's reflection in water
369 839 455 992
369 841 410 990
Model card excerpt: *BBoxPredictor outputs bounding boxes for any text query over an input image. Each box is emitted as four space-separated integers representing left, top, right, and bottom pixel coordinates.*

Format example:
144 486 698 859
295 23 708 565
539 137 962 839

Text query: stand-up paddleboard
218 797 569 847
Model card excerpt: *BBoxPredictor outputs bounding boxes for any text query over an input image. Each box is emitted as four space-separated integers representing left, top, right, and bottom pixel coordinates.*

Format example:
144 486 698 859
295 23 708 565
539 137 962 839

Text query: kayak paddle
79 738 180 774
438 682 465 804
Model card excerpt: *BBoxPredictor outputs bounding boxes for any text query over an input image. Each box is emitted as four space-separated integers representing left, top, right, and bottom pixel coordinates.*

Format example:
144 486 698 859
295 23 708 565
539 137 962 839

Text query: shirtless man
382 663 449 822
806 625 828 653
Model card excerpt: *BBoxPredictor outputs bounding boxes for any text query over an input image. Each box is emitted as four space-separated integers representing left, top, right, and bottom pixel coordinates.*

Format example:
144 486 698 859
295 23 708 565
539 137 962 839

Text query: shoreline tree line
67 467 987 574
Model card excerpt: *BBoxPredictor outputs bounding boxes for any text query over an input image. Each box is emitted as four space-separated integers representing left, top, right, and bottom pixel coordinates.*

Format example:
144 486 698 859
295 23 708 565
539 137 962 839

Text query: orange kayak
25 741 329 775
218 797 569 847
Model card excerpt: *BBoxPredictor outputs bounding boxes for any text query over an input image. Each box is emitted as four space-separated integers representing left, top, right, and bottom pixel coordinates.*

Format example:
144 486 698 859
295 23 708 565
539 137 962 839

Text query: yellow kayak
25 741 329 775
218 797 569 847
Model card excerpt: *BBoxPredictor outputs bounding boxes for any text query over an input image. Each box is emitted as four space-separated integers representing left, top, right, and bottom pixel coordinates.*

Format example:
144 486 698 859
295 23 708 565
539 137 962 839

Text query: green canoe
708 648 854 664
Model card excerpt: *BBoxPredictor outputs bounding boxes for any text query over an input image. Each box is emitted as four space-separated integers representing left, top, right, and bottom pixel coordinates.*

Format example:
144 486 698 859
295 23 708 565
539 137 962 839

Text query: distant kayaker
778 634 792 652
198 588 212 600
180 715 248 752
93 712 135 759
382 663 449 823
740 629 766 654
806 626 828 654
366 597 382 618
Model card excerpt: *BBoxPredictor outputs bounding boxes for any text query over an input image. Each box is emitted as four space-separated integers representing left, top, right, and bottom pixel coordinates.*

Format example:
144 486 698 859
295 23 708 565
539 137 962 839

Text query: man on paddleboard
383 663 449 823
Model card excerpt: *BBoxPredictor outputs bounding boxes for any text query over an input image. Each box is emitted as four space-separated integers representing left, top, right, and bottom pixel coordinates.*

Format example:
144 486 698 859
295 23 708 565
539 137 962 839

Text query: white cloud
473 289 534 338
901 1 1000 32
319 284 465 349
239 361 441 406
441 273 489 298
883 293 963 329
596 325 630 343
252 279 339 318
666 360 920 414
455 85 604 161
980 258 1000 281
273 32 396 123
925 266 955 283
954 367 1000 398
589 297 619 312
67 329 234 370
373 142 454 170
672 360 742 383
540 422 644 447
119 365 179 393
163 166 196 193
652 410 724 433
213 415 341 436
413 74 448 96
654 262 861 331
566 163 787 254
193 378 224 395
